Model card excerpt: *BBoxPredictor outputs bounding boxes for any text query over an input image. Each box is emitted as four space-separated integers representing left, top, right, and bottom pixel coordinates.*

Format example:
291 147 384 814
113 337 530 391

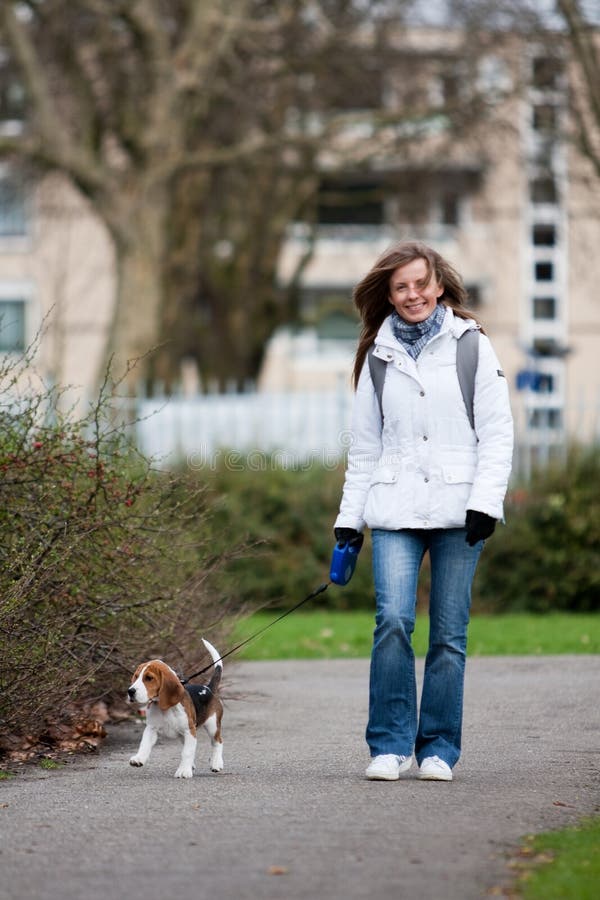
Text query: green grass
232 611 599 660
38 759 64 770
516 818 600 899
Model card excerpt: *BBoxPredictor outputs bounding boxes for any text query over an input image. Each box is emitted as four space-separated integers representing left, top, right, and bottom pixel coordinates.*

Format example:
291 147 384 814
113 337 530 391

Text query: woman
334 241 513 782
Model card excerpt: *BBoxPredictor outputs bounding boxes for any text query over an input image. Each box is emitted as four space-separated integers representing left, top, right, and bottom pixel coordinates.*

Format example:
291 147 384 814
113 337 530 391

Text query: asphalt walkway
1 656 599 900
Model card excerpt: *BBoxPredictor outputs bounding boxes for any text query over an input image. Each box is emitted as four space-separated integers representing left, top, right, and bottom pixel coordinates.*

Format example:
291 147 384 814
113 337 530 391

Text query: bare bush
0 346 241 746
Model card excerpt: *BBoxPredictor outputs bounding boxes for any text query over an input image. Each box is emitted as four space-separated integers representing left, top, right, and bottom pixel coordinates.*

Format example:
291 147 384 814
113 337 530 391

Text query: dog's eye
144 674 154 682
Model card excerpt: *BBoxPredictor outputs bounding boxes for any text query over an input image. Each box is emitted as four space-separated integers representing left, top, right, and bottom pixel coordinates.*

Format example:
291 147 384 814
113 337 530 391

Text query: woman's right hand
334 527 364 548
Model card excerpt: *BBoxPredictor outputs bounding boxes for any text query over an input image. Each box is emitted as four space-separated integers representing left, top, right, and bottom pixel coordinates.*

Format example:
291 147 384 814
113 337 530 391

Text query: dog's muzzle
127 687 137 702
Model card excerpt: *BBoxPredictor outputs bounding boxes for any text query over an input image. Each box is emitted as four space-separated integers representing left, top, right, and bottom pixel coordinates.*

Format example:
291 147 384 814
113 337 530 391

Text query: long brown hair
352 240 482 387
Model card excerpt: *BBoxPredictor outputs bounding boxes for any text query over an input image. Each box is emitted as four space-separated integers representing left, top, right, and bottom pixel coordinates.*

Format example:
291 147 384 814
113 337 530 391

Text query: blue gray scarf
391 303 446 359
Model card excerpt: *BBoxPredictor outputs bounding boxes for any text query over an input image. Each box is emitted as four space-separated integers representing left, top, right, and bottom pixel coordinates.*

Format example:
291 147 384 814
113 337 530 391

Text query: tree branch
0 2 108 195
557 0 600 174
117 0 172 95
558 0 600 129
569 83 600 179
175 0 250 83
0 2 58 139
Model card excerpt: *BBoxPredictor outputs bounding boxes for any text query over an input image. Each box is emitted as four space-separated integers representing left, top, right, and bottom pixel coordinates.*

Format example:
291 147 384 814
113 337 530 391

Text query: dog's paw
210 752 224 772
174 766 194 779
129 757 144 767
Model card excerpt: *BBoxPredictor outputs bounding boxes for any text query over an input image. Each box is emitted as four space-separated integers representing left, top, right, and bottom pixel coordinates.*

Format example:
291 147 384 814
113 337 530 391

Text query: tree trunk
155 163 317 389
101 198 167 392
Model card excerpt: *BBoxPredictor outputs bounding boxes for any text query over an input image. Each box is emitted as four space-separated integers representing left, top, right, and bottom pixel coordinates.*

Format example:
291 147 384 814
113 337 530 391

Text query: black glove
334 527 364 550
465 510 496 546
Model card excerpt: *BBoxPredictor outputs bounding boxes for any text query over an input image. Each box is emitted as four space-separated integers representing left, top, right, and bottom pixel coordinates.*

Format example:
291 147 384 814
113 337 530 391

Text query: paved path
1 657 599 900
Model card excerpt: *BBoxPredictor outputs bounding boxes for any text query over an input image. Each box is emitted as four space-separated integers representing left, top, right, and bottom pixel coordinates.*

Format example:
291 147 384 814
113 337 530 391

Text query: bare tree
0 1 508 388
556 0 600 178
0 2 394 385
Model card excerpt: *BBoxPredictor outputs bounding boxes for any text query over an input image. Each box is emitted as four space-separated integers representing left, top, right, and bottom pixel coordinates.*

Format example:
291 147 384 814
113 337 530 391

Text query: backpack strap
366 328 480 430
456 328 480 432
367 344 386 421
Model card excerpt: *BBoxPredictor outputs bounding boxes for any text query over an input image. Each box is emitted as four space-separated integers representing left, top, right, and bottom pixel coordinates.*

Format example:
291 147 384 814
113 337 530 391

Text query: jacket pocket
364 467 402 529
369 467 398 486
442 465 475 485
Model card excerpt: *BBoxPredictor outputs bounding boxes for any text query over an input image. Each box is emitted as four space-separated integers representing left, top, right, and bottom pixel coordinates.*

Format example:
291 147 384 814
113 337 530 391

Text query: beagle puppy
127 638 223 778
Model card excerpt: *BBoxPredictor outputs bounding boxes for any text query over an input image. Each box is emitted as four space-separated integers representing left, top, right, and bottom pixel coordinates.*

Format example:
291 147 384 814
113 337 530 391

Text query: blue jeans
367 528 483 768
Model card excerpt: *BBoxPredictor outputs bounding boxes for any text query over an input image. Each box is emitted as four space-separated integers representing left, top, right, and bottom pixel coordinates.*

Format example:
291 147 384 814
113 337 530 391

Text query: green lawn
232 611 599 660
515 818 600 899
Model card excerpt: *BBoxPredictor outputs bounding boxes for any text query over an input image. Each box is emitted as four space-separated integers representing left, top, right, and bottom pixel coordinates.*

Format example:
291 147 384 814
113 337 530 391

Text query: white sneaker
365 754 412 781
418 755 453 781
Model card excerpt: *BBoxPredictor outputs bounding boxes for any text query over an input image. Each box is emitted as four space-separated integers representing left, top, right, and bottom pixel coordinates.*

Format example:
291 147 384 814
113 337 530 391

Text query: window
532 57 562 91
317 179 384 225
529 408 562 429
0 67 25 123
300 288 354 321
316 311 359 341
0 299 25 352
439 71 461 107
532 223 556 246
0 175 27 236
530 177 558 204
440 191 460 226
532 104 558 133
536 373 555 394
328 64 383 111
533 297 556 320
532 337 564 356
535 262 553 281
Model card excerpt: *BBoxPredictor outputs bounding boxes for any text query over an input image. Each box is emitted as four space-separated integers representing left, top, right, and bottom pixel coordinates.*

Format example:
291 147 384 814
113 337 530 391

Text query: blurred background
1 0 599 472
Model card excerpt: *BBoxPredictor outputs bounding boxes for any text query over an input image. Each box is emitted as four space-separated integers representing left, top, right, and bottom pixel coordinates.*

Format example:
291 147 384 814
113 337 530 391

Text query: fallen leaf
0 733 37 751
267 866 289 876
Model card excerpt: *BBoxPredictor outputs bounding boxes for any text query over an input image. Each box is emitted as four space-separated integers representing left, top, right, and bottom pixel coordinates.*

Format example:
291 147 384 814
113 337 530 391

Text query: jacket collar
374 306 477 353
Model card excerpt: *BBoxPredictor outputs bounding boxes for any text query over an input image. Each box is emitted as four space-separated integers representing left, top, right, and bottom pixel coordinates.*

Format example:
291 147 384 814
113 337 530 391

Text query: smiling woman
333 239 514 782
387 257 444 322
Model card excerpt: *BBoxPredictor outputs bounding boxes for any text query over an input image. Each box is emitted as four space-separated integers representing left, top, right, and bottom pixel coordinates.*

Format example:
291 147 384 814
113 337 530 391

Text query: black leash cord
180 581 331 684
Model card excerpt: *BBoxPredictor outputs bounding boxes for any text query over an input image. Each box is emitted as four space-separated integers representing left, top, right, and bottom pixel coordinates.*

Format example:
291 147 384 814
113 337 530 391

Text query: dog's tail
202 638 223 693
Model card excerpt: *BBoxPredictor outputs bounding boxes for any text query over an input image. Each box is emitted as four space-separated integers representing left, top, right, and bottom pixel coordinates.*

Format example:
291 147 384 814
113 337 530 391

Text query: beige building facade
0 166 115 402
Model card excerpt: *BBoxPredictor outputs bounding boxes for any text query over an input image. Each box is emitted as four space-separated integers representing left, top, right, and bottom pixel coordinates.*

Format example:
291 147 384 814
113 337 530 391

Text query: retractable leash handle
329 534 364 586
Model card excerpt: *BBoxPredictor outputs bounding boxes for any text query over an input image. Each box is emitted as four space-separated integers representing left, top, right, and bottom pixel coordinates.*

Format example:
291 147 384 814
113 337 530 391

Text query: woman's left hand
465 510 496 546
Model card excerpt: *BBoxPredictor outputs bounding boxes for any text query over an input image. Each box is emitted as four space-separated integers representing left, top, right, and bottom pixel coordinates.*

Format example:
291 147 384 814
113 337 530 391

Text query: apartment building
1 28 599 455
269 36 600 457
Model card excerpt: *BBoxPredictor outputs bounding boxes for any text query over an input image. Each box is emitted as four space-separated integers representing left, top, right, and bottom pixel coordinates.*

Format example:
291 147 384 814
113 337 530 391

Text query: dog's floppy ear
157 664 185 710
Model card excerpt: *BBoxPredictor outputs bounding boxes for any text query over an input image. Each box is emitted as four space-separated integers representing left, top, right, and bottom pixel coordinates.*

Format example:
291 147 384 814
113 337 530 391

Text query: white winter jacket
335 308 513 532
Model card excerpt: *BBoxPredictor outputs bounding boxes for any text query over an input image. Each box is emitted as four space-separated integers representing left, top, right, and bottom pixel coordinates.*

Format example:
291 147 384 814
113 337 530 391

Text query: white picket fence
135 388 355 469
132 386 600 479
